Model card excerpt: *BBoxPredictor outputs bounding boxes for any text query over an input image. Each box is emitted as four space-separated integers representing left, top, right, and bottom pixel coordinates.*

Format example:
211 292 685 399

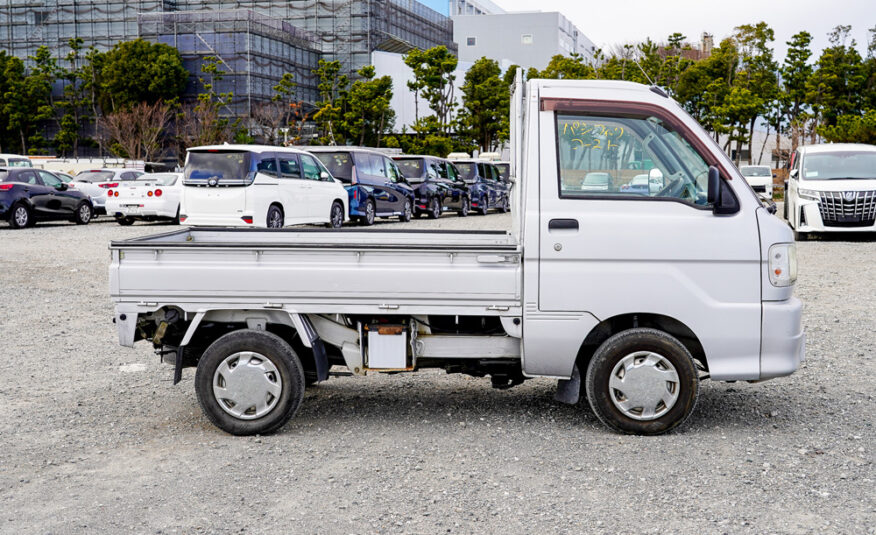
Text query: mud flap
294 314 329 382
554 363 581 405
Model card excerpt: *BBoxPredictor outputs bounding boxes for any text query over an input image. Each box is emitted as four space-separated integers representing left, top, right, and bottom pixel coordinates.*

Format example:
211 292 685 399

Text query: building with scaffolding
0 0 455 116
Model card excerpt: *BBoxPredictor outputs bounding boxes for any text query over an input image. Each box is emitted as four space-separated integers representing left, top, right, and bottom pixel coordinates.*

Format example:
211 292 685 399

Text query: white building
451 9 596 71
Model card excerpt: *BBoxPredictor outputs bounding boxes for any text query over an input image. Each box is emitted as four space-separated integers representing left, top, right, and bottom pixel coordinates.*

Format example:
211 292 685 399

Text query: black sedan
393 155 471 218
1 167 94 228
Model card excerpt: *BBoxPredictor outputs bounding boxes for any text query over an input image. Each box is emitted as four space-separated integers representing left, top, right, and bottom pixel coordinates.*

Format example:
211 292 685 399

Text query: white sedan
69 168 144 215
106 173 183 225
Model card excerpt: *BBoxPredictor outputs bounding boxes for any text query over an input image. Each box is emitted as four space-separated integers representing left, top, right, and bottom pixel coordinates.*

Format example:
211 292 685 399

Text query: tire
426 197 441 219
399 198 412 222
73 202 92 225
195 329 305 436
477 194 489 215
499 196 510 213
459 196 470 217
9 203 31 229
328 201 344 228
584 328 699 436
359 199 375 226
266 205 284 228
117 216 135 226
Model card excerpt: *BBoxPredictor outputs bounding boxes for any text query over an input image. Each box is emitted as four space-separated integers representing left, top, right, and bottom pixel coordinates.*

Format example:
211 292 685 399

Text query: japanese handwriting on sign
561 121 624 150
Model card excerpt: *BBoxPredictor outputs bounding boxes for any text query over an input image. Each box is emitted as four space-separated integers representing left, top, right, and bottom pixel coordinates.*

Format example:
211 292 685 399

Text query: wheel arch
576 313 708 375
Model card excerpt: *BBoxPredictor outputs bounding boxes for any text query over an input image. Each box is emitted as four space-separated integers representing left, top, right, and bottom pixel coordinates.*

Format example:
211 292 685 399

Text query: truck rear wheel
195 329 305 436
584 328 698 435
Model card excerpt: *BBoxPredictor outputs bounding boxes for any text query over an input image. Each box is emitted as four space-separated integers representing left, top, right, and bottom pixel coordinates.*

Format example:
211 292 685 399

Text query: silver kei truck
109 77 805 436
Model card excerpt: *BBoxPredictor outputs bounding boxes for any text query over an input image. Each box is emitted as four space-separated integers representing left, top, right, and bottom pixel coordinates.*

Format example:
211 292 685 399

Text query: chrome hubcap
14 207 27 226
366 202 374 222
80 205 90 221
332 204 342 226
608 351 680 421
405 200 411 218
213 352 282 420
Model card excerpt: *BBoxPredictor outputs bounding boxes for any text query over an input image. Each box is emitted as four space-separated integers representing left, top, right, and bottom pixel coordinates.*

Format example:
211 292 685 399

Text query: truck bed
109 227 522 316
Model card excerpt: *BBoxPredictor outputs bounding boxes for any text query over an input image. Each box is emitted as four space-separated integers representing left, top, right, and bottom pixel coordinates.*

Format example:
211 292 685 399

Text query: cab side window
427 163 440 179
555 113 710 206
300 154 322 180
446 162 459 181
278 156 302 179
256 156 279 177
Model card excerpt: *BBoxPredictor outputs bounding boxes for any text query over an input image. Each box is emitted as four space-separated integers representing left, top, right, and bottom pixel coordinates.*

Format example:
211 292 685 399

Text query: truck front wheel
195 329 305 436
584 328 699 435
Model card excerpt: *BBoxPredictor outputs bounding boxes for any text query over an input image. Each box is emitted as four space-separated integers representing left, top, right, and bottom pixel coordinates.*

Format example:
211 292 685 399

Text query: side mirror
707 165 722 205
319 171 331 181
55 183 68 191
789 169 798 179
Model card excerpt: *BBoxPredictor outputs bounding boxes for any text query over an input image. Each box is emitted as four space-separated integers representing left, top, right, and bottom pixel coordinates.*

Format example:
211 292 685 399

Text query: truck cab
110 78 804 436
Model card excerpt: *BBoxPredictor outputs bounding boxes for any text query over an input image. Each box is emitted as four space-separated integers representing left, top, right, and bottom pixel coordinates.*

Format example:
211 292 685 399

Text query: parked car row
0 167 94 228
177 145 513 229
2 146 512 230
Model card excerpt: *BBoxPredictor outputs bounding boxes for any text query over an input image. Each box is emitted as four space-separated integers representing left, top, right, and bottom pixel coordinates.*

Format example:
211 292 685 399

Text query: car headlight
768 243 797 287
798 188 820 201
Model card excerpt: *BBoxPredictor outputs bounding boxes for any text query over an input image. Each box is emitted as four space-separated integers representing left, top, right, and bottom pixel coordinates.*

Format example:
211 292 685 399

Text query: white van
180 145 349 228
739 165 774 199
785 143 876 239
0 154 32 167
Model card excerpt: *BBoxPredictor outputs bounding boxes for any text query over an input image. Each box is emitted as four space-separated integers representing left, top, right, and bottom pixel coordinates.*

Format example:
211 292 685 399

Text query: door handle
548 219 579 231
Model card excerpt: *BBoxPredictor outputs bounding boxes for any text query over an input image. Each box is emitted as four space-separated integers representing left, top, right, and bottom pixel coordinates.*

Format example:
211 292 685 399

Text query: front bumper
796 198 876 233
760 297 805 379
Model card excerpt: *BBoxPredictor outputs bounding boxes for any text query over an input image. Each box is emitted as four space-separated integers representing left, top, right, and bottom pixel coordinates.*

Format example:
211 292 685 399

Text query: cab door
300 153 337 219
37 170 75 216
526 102 762 380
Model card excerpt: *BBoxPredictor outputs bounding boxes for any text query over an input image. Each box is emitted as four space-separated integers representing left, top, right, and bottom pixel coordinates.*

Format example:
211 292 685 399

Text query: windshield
75 171 115 183
740 166 771 177
394 158 425 183
185 151 251 185
313 152 353 183
136 173 178 186
455 162 477 180
802 151 876 180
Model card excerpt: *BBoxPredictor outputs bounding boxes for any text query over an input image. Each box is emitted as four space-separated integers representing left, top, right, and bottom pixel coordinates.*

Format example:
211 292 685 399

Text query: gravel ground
0 210 873 534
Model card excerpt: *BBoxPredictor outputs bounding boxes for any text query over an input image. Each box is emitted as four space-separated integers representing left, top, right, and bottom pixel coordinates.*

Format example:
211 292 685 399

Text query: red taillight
179 215 187 222
147 191 153 197
241 216 253 224
107 189 115 197
154 189 163 197
0 184 13 191
99 183 119 189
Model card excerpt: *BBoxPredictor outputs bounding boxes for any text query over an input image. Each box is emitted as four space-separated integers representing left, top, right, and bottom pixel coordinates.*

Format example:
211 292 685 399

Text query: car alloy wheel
13 205 29 227
330 201 344 228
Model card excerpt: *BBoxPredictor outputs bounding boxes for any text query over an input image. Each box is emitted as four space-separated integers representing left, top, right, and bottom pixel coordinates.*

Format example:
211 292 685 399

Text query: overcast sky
491 0 874 61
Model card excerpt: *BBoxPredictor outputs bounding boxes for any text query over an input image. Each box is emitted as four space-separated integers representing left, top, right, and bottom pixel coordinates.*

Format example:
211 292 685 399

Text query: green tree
55 38 92 156
806 25 866 134
782 31 814 149
99 39 187 112
817 108 876 143
457 57 508 152
2 53 53 154
343 65 394 147
404 46 458 135
732 22 778 163
535 53 595 79
312 59 349 144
